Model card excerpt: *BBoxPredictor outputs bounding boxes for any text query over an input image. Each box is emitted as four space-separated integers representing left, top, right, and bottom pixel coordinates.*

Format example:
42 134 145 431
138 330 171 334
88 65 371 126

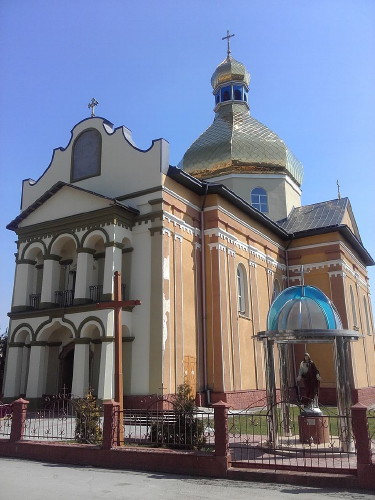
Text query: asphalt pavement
0 457 374 500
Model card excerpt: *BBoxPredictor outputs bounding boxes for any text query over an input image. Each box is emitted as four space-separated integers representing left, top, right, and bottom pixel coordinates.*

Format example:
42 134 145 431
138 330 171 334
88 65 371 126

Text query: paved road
0 458 374 500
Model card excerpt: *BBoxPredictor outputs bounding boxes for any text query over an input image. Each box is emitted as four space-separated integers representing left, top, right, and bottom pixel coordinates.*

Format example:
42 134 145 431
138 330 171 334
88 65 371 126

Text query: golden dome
211 55 250 90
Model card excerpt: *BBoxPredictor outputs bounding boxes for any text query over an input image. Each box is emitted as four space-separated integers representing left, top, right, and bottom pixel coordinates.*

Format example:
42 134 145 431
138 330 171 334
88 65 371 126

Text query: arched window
221 86 231 102
237 264 248 315
233 85 242 101
71 129 101 182
350 285 357 327
251 187 269 213
363 296 372 335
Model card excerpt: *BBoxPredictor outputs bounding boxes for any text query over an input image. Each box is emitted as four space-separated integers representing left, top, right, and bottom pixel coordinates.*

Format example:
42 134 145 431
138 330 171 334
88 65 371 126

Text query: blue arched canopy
267 285 343 332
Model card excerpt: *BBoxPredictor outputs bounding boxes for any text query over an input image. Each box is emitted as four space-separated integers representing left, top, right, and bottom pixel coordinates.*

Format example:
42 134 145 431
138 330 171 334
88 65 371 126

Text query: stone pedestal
298 414 330 445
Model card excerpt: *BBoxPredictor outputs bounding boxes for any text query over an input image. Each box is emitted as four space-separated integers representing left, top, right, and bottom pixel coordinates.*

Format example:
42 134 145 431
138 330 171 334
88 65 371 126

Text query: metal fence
0 403 12 438
23 398 103 444
368 408 375 462
117 408 215 451
228 403 356 472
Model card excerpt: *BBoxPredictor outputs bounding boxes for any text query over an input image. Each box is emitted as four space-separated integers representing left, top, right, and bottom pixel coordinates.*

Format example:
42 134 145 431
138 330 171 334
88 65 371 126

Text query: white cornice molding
204 204 284 250
163 212 200 236
204 227 286 271
162 186 201 212
288 241 368 274
289 260 367 288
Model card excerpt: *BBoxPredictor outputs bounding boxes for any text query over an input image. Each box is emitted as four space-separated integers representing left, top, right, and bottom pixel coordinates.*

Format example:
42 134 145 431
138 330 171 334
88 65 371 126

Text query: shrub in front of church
149 383 206 450
74 392 103 444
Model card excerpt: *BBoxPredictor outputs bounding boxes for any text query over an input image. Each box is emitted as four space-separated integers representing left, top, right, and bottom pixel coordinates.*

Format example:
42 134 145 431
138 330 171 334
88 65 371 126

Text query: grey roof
277 198 350 234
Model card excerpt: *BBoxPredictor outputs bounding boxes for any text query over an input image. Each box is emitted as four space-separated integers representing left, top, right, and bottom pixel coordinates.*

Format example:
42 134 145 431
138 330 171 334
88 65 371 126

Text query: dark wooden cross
96 271 141 443
88 97 99 117
222 30 235 57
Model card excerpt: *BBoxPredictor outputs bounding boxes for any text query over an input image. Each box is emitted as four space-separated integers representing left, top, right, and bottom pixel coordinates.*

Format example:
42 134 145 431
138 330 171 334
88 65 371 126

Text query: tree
149 383 206 450
0 330 8 397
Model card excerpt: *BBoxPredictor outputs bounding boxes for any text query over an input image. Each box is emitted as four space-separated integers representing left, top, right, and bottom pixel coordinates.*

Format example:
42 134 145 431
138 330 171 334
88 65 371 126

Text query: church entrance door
59 342 74 394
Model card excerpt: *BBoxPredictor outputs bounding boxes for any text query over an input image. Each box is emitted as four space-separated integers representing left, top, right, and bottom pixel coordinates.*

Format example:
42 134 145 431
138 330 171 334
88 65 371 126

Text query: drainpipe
200 183 209 405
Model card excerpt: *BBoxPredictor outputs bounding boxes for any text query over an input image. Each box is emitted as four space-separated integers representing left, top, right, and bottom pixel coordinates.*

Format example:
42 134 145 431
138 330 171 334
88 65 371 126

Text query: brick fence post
102 400 120 450
351 403 371 466
10 398 29 442
212 401 230 458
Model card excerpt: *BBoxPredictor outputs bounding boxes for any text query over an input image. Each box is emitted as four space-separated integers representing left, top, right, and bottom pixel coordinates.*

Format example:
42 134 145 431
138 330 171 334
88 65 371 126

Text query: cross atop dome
222 30 235 58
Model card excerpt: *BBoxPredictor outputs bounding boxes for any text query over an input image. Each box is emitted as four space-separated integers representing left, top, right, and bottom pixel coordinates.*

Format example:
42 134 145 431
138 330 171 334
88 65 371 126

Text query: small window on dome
215 93 220 105
71 129 101 182
244 90 248 102
233 85 242 101
251 187 268 213
221 86 231 102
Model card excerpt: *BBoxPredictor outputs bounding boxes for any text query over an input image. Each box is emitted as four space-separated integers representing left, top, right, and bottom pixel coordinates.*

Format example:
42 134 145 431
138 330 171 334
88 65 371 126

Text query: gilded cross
88 98 99 117
222 30 235 57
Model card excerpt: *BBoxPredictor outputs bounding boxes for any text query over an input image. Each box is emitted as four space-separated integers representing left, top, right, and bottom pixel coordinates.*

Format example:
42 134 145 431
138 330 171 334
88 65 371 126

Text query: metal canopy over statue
256 284 360 449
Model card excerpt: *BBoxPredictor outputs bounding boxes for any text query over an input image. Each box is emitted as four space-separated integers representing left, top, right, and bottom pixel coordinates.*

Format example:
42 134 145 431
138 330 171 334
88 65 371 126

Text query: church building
3 43 375 409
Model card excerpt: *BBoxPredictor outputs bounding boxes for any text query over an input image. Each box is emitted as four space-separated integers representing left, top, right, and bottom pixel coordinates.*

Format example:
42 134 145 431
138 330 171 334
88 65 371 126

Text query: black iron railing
55 289 74 307
29 293 41 309
89 284 103 302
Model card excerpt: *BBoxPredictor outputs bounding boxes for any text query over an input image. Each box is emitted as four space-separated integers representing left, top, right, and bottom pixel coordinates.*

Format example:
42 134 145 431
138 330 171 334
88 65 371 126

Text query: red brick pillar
351 403 371 466
102 400 120 450
212 401 230 457
10 398 29 442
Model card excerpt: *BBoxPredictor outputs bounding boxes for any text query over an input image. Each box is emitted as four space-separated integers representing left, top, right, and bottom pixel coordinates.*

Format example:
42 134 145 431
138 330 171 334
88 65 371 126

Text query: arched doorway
59 342 75 394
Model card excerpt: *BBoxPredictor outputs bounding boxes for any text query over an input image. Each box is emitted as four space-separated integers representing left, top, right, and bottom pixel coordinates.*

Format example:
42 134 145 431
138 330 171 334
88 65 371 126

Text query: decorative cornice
288 259 367 287
204 204 284 250
163 211 200 236
205 228 286 271
15 205 136 242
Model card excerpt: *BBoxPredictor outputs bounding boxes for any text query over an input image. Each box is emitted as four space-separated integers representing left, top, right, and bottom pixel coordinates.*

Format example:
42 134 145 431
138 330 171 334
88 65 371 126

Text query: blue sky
0 0 374 331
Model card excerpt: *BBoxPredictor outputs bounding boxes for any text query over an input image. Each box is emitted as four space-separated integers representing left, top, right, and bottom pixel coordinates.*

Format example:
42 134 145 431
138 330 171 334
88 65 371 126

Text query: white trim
288 260 367 287
204 227 286 271
204 204 284 250
162 186 201 212
288 241 368 274
163 212 200 236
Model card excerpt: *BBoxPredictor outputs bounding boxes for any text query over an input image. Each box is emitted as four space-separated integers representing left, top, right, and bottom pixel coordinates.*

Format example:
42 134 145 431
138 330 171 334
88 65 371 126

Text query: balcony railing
29 293 41 309
89 284 127 302
55 289 74 307
89 285 103 302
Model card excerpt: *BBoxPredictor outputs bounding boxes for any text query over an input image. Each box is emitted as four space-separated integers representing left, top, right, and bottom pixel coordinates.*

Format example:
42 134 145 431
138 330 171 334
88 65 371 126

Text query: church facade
3 50 375 409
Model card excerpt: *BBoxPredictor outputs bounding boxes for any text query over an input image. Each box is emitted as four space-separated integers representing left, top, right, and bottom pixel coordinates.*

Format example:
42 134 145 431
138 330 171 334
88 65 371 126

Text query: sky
0 0 374 332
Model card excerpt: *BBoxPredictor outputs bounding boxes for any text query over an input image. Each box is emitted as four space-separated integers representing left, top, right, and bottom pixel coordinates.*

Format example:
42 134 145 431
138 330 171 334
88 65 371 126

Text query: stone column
263 337 278 445
26 341 48 399
2 344 24 397
40 254 61 308
74 248 95 304
97 338 115 400
19 344 31 395
334 335 354 451
102 244 123 300
71 339 91 397
12 259 35 311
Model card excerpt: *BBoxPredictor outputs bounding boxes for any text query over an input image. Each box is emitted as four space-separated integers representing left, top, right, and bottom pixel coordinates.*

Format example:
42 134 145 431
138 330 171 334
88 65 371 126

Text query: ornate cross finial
337 179 341 200
88 98 99 117
222 30 235 57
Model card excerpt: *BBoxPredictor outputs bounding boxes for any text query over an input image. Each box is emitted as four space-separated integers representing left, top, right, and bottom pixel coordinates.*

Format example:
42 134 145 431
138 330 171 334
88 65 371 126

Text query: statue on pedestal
297 352 321 411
